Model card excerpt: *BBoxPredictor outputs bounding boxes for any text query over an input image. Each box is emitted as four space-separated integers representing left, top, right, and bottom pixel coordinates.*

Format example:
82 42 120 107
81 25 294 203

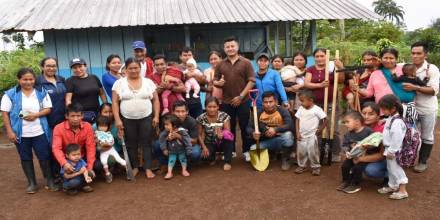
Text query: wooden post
330 50 339 139
322 49 330 139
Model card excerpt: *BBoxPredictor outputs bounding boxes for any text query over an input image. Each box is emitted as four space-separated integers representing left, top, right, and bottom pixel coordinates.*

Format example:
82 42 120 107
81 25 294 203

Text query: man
177 47 206 118
52 103 96 192
153 101 204 172
246 91 294 170
214 36 256 162
132 40 154 78
151 54 186 114
402 41 439 173
254 53 289 110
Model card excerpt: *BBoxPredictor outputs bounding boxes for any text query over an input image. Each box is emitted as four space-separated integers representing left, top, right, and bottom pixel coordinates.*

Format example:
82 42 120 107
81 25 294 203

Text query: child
377 94 409 200
280 65 304 110
295 89 327 176
392 63 426 86
159 114 192 179
183 58 203 99
161 67 185 115
337 112 373 194
95 116 126 183
61 144 93 195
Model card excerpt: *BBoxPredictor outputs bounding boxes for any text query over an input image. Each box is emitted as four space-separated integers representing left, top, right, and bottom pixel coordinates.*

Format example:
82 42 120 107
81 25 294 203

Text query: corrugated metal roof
0 0 380 31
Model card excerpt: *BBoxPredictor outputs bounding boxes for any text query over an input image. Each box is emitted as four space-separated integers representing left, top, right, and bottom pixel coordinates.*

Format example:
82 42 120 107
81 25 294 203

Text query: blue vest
5 86 52 143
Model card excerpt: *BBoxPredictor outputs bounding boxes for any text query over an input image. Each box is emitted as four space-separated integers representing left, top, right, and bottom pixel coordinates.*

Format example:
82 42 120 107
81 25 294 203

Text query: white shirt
140 61 147 78
112 77 156 119
414 60 439 115
295 104 326 138
0 90 52 137
383 114 407 155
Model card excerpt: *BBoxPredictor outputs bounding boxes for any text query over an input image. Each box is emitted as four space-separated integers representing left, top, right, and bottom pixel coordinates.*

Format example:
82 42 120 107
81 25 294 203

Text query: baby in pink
183 58 203 99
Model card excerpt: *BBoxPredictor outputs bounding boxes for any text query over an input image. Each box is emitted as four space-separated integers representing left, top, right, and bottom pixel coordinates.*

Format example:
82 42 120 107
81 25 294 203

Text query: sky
358 0 439 31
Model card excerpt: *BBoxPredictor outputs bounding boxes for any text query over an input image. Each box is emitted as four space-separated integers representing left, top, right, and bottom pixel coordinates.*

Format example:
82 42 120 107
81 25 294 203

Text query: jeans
221 100 251 153
250 131 294 151
153 140 202 166
63 175 85 190
341 159 368 185
122 116 153 169
168 152 187 168
417 112 437 145
205 140 234 163
364 160 387 179
16 134 51 161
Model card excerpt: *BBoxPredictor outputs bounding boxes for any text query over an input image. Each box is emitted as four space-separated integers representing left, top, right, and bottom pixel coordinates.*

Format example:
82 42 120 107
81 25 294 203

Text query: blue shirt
60 159 87 178
36 75 66 128
254 68 288 109
102 72 119 100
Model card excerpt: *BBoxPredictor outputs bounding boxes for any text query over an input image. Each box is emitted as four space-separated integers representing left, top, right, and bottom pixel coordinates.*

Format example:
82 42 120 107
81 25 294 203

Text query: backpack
389 116 421 168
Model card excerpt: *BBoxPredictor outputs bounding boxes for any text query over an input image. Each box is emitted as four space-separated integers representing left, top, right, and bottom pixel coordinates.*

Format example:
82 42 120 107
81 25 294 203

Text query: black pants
122 116 153 169
205 140 234 163
341 159 368 185
221 101 251 153
188 102 203 119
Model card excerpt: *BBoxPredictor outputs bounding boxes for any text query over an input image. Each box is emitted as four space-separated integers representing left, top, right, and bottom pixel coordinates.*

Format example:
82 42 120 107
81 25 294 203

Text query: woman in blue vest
1 68 56 193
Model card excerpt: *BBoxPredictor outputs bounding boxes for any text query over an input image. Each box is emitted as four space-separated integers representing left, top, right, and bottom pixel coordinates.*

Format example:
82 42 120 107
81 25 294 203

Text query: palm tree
373 0 405 25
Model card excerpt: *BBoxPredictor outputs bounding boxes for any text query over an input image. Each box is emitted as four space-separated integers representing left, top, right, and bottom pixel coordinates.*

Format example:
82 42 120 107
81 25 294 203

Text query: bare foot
223 163 232 171
182 170 190 177
132 168 139 177
145 169 156 179
164 172 173 180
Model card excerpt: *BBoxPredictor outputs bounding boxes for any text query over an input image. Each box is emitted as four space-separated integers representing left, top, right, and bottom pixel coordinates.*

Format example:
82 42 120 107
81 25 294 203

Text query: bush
0 48 44 95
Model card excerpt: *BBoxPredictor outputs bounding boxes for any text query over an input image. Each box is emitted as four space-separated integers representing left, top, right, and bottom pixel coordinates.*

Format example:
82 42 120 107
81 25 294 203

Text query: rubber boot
39 160 59 191
21 161 38 194
414 143 433 173
281 147 292 171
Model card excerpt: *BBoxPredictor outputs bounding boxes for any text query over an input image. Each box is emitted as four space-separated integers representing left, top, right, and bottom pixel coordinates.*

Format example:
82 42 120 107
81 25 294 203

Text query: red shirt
144 57 154 79
371 121 385 133
150 67 184 112
52 121 96 170
306 66 335 105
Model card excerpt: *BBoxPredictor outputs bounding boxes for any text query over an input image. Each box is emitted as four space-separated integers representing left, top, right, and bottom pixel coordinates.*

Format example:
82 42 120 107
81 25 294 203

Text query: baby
161 67 185 115
183 58 203 99
392 63 426 87
280 65 305 109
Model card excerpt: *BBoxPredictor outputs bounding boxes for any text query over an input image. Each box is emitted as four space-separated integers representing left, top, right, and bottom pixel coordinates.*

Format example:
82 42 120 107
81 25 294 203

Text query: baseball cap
132 41 146 50
256 53 270 60
69 58 86 68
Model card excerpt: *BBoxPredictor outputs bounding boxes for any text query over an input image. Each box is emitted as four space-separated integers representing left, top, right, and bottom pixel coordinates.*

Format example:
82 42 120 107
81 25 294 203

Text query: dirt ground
0 123 439 220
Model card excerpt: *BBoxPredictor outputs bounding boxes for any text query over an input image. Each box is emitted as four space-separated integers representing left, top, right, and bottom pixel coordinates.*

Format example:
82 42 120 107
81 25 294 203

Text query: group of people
1 36 438 200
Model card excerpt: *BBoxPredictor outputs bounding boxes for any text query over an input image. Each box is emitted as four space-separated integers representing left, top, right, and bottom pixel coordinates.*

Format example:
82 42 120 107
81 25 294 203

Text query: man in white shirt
402 41 440 173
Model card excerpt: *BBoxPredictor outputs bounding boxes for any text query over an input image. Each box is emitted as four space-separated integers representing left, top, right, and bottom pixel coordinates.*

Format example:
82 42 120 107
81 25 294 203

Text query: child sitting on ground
183 58 203 99
295 89 327 176
159 114 192 180
61 144 93 195
377 94 409 200
161 67 185 115
337 111 373 194
95 116 126 183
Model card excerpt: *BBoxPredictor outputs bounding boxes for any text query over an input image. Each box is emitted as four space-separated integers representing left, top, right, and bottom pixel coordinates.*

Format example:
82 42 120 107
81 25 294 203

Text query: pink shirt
363 66 402 103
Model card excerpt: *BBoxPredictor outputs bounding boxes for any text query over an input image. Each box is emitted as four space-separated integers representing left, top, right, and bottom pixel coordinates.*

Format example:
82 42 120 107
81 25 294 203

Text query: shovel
249 89 269 171
121 137 135 181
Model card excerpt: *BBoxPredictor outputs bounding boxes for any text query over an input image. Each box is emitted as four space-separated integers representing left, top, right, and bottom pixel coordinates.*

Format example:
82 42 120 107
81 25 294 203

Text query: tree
373 0 405 25
430 18 440 32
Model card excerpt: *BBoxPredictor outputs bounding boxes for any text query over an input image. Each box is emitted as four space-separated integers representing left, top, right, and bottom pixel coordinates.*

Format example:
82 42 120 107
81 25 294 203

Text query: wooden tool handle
253 105 259 133
322 49 330 138
330 50 339 139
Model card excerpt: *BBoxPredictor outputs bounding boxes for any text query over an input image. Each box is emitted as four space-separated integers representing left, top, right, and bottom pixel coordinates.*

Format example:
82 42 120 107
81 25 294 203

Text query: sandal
389 192 409 200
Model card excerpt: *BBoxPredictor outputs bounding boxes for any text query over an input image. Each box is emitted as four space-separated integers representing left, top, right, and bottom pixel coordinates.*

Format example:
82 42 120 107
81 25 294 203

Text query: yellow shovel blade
250 148 269 171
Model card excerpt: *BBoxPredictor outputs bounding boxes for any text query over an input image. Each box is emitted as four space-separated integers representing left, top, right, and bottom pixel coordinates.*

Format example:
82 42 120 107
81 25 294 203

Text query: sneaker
192 93 199 98
223 163 232 171
413 163 428 173
161 108 169 116
343 185 362 194
232 152 237 158
281 158 291 171
389 192 409 200
336 182 350 191
64 188 78 196
311 168 321 176
185 93 190 99
243 152 250 162
105 173 113 184
294 167 306 174
81 185 94 193
377 187 397 194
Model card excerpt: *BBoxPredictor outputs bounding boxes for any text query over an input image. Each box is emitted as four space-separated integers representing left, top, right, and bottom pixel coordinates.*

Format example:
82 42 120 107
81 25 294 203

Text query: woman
203 51 223 102
271 55 284 72
102 54 123 99
1 68 56 193
65 58 107 123
197 97 234 171
95 103 121 152
112 58 160 179
36 57 66 129
304 48 344 161
284 51 307 112
359 102 387 181
358 48 413 104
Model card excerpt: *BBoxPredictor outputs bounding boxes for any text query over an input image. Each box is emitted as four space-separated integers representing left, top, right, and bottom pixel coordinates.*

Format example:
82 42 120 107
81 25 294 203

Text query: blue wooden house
0 0 378 79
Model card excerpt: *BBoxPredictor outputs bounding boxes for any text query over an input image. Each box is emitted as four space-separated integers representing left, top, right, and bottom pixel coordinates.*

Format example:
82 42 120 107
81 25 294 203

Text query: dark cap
132 41 146 50
256 53 270 60
69 58 86 68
